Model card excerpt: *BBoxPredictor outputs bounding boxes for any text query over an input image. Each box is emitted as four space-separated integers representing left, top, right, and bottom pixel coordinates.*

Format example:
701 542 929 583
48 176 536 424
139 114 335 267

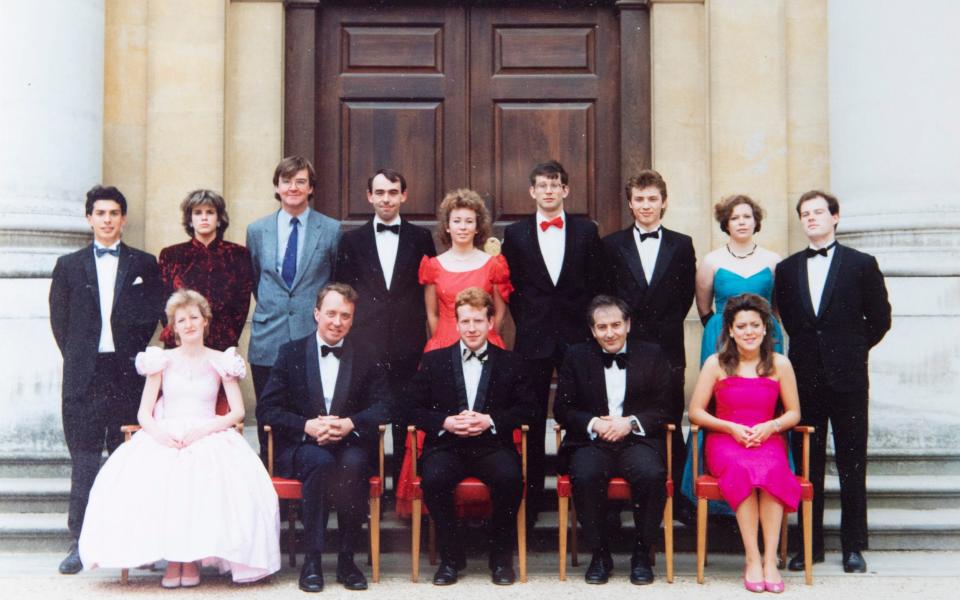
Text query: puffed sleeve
418 255 439 285
135 346 168 376
212 347 247 381
489 254 514 301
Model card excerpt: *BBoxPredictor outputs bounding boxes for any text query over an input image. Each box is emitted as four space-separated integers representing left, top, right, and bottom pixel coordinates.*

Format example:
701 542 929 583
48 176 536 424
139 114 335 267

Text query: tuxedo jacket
49 243 163 404
334 218 436 376
553 340 673 461
774 243 891 394
246 208 341 366
256 334 393 479
602 226 696 369
408 343 537 458
501 214 604 359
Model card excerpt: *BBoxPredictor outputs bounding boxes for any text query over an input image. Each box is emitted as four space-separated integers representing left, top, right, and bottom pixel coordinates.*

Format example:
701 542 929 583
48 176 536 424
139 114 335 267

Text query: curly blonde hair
436 188 491 249
165 289 212 344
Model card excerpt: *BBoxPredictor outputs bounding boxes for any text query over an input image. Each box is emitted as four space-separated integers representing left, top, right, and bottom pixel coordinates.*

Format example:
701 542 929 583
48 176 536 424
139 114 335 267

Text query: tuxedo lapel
290 209 320 291
618 230 648 292
305 338 326 416
263 211 279 284
450 344 469 411
587 347 609 416
112 243 132 309
524 218 555 287
359 221 389 292
796 255 818 322
329 343 354 417
82 246 101 310
817 245 844 320
472 351 494 413
623 346 644 413
391 219 418 293
647 229 676 293
554 217 578 288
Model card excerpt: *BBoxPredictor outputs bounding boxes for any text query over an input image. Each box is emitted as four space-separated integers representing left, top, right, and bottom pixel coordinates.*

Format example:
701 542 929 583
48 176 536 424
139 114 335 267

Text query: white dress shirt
536 210 565 285
807 243 836 316
632 225 662 285
373 215 400 290
459 341 487 411
316 335 343 415
588 344 645 438
94 243 119 353
276 208 308 274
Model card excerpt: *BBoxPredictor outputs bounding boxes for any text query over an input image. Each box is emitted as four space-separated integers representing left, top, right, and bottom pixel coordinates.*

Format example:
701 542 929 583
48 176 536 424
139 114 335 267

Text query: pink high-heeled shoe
764 579 785 594
744 569 765 593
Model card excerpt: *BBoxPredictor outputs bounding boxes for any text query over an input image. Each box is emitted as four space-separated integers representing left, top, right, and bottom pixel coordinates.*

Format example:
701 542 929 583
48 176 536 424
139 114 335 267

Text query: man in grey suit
247 155 341 456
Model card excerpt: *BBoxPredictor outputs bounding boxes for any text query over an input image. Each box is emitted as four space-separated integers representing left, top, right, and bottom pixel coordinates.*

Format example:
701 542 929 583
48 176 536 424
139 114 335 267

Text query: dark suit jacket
49 243 163 403
602 226 696 369
501 214 604 359
553 340 673 467
408 343 537 458
774 243 891 394
256 334 393 478
334 218 436 376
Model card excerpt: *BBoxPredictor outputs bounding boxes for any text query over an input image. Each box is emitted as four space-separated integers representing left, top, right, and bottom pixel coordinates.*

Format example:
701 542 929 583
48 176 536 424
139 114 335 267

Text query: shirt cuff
629 416 645 437
488 415 496 435
587 417 599 440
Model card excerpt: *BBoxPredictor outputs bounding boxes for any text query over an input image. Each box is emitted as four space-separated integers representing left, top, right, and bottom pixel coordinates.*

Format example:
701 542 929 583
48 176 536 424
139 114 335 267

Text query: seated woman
78 289 280 588
688 293 801 594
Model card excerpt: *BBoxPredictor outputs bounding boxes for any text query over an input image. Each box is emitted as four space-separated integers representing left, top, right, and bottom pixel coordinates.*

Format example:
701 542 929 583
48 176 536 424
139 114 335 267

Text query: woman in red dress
158 189 253 352
396 188 513 516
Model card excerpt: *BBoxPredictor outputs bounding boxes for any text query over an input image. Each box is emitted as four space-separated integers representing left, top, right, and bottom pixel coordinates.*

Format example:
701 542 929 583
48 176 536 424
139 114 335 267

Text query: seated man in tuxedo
257 283 392 592
409 287 536 586
553 295 673 585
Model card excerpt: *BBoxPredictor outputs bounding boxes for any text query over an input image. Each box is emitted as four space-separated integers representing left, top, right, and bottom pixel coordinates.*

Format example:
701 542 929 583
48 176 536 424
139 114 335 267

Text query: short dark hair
586 294 631 327
529 160 569 186
367 169 407 193
315 282 359 310
714 194 764 235
85 185 127 215
180 189 229 238
273 155 317 202
796 189 839 217
454 287 495 319
624 169 668 203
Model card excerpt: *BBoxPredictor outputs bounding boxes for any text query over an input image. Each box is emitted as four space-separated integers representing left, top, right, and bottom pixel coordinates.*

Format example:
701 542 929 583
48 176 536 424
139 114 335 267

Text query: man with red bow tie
501 160 605 527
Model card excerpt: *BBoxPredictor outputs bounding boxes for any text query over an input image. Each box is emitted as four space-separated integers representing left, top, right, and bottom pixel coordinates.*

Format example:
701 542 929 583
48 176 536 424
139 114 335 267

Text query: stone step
0 513 70 553
0 455 71 479
819 508 960 551
0 478 70 513
823 475 960 510
826 449 960 475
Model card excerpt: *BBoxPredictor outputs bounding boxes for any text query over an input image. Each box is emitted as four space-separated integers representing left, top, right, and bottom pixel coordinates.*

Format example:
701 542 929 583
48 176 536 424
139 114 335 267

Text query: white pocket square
132 276 144 285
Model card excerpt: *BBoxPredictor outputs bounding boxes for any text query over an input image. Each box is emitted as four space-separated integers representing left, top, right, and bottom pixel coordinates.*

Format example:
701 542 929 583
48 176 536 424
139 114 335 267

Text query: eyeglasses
281 178 311 190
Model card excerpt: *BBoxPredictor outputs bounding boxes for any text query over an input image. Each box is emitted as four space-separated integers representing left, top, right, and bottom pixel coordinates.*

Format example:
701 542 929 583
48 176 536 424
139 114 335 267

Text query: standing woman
688 293 801 593
159 189 253 351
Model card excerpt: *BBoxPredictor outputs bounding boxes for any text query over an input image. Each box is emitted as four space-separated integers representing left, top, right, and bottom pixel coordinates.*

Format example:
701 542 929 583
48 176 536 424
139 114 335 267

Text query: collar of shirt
634 224 661 235
373 215 401 231
807 241 836 258
601 343 628 369
189 237 220 252
536 210 565 227
93 241 120 252
316 334 344 355
460 340 489 362
278 207 309 229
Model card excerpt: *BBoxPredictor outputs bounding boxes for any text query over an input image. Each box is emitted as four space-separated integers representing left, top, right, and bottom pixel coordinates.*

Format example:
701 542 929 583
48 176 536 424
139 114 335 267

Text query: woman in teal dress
681 195 784 515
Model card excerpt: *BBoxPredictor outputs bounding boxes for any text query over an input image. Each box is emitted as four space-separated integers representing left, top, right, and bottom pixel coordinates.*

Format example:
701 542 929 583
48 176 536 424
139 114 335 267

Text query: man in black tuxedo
257 283 393 592
501 160 604 524
602 170 695 484
48 185 163 574
554 295 673 585
335 169 436 488
774 190 891 574
409 287 536 586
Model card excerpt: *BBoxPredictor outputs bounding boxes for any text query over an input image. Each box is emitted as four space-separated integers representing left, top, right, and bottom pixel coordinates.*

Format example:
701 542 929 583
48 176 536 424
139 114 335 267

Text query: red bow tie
540 216 564 232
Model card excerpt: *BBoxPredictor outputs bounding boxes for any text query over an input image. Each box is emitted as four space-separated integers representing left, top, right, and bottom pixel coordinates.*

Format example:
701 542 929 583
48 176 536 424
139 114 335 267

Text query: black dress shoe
584 550 613 584
630 550 654 585
58 542 82 575
491 564 516 586
787 550 825 572
336 554 368 590
842 551 867 573
432 562 458 586
299 556 324 593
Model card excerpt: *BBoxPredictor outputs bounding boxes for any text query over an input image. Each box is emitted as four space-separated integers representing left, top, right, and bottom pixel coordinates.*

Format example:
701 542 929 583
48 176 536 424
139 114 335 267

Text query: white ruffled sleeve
134 346 168 376
212 347 247 381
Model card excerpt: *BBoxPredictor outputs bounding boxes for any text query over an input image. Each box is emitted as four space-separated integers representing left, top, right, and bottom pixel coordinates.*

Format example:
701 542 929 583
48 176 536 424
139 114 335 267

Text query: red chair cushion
368 476 382 499
800 479 813 501
272 477 303 500
697 475 814 503
411 476 495 518
556 475 572 498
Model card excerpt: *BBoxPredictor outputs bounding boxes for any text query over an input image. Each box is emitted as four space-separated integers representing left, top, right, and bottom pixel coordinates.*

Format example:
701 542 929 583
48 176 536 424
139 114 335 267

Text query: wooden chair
554 423 676 583
408 424 529 583
691 423 815 585
264 424 386 583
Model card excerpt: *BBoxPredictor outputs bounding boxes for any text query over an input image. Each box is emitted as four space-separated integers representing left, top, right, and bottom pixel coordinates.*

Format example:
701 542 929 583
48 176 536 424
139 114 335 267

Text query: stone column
0 1 105 453
828 0 960 449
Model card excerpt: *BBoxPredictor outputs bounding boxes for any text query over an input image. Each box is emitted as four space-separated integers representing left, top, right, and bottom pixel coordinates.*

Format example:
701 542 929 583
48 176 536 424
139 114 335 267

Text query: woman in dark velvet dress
159 189 253 351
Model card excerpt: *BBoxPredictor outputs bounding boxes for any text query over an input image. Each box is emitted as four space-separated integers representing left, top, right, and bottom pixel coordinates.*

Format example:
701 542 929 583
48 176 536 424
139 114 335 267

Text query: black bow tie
463 348 489 364
805 242 837 258
601 352 628 369
321 345 343 359
636 228 660 242
376 223 400 234
95 246 119 258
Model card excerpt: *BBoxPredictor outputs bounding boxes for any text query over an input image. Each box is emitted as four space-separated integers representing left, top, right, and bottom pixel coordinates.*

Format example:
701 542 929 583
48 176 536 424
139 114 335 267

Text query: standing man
257 283 393 592
409 288 536 586
49 185 163 574
775 190 891 573
335 169 436 486
554 295 673 585
501 160 604 524
247 156 341 456
602 170 695 483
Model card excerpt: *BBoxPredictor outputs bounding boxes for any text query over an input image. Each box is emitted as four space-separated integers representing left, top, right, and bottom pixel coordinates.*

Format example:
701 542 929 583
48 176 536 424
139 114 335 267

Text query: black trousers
523 350 566 517
793 374 869 555
293 442 372 557
420 445 523 568
569 440 666 552
62 353 139 538
668 367 687 486
252 363 273 463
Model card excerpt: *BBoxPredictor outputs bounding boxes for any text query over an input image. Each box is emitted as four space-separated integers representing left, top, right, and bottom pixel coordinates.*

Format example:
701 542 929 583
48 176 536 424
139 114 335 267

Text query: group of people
48 156 891 592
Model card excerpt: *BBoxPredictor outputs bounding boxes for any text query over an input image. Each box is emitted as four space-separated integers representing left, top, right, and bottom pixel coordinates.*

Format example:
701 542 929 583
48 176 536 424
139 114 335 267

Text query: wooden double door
284 1 651 235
